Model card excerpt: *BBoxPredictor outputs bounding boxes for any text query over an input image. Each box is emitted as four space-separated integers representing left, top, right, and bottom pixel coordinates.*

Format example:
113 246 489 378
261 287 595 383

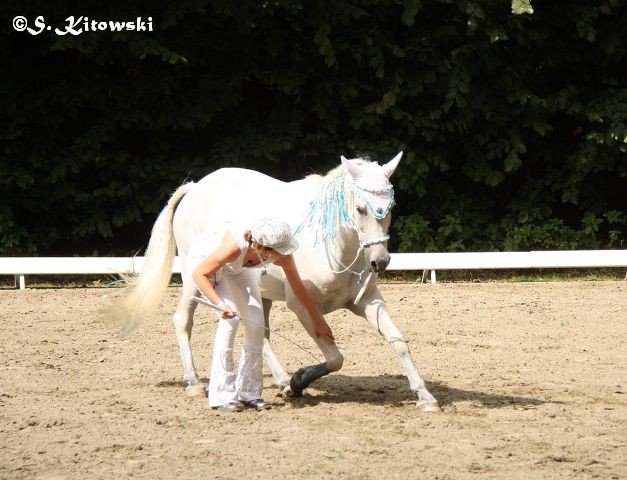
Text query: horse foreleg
172 279 204 397
286 303 344 396
261 298 291 389
351 288 440 412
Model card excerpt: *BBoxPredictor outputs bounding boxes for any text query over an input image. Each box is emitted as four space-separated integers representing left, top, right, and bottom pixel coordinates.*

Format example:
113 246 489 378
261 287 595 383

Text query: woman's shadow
282 373 553 409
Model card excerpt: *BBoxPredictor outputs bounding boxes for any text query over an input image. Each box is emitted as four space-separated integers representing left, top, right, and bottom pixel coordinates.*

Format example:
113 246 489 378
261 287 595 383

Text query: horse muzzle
369 253 390 272
361 236 391 272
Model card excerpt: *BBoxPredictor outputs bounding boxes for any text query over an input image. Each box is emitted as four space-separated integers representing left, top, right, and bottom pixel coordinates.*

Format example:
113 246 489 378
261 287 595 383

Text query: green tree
1 0 625 255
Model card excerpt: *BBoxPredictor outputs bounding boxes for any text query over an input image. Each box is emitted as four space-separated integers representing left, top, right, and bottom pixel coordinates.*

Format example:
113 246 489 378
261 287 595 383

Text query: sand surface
1 281 625 479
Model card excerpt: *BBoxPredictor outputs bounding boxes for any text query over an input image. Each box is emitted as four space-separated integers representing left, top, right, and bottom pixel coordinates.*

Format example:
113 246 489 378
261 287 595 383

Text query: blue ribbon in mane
293 173 351 246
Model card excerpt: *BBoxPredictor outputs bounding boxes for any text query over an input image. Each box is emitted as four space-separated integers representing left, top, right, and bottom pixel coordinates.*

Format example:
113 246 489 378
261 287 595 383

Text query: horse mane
294 157 371 243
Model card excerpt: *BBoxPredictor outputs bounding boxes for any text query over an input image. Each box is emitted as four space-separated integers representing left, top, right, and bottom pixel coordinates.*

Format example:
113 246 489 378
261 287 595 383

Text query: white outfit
187 223 269 407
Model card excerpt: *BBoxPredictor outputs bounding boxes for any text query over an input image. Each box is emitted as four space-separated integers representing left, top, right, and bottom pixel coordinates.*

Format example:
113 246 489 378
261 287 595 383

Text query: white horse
112 152 439 412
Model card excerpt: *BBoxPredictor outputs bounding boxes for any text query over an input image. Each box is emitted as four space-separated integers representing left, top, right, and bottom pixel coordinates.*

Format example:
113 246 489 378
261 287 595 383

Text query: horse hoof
289 371 305 397
289 386 303 397
275 384 291 397
416 400 441 413
281 385 298 397
185 384 206 398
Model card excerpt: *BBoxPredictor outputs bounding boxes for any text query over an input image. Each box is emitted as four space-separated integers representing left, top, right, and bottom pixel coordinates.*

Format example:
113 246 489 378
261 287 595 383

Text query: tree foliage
1 0 625 255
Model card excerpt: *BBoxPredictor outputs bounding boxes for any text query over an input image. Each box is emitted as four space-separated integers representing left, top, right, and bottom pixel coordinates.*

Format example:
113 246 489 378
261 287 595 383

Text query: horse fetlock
326 354 344 372
414 387 439 412
276 375 291 389
269 372 291 395
183 369 199 384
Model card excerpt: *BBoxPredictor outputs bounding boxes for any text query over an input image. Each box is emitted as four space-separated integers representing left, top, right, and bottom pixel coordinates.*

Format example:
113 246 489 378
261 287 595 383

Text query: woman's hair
244 230 273 253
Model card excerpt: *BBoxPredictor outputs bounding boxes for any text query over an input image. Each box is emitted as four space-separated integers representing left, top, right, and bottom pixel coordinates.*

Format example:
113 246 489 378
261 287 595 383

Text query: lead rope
190 295 322 363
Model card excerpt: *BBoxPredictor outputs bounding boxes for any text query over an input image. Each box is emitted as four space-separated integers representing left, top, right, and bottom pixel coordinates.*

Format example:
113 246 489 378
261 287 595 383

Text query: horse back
173 168 318 254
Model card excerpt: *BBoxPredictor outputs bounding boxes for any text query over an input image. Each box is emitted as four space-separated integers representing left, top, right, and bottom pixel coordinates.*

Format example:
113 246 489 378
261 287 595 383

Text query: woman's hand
314 318 335 342
218 301 237 319
192 232 242 319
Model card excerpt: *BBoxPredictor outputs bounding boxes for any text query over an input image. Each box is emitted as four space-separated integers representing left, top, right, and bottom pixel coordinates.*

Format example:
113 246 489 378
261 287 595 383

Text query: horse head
341 152 402 272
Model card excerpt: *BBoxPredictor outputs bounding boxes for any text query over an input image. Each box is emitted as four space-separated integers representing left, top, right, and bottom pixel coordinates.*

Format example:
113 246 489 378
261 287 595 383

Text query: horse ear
341 155 362 180
382 151 403 178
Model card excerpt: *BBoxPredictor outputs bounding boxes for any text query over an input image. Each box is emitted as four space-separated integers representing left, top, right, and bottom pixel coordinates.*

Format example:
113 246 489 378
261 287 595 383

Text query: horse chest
308 272 362 311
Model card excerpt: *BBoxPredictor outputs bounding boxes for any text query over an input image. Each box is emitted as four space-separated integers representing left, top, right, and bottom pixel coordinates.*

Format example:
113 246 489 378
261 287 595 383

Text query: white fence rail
1 250 626 289
387 250 627 283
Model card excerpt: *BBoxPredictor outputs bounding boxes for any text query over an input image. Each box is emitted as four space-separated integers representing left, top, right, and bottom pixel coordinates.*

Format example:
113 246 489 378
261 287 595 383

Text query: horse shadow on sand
280 373 556 410
156 378 209 388
156 373 556 410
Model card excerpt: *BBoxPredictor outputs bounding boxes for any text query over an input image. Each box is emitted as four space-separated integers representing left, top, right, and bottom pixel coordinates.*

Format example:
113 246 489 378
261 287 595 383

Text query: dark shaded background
1 0 625 255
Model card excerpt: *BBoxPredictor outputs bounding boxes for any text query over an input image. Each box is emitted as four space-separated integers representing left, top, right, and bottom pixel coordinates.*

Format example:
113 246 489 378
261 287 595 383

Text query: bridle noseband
360 235 390 248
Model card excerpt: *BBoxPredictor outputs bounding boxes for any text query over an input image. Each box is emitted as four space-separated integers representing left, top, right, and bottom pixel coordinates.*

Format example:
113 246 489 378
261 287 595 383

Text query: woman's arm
192 233 241 318
275 255 335 342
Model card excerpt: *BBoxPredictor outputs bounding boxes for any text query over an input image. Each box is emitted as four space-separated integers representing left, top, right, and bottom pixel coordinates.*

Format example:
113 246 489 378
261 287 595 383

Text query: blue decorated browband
350 182 395 220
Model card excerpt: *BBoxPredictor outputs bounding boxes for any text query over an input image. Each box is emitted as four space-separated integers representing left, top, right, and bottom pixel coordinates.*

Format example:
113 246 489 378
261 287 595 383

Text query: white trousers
190 263 266 407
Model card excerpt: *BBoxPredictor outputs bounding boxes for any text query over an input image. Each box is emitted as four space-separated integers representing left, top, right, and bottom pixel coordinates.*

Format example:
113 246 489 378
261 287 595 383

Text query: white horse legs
263 337 291 388
352 288 440 412
396 343 440 412
262 298 343 395
172 279 204 396
261 299 291 388
289 336 344 396
285 302 344 395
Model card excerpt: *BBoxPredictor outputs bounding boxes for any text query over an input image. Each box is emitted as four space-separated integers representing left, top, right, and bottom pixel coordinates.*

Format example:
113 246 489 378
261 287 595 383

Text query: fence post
15 274 26 290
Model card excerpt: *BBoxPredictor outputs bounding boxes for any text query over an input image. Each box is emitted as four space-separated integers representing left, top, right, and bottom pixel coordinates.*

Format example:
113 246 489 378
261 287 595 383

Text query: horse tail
107 182 193 336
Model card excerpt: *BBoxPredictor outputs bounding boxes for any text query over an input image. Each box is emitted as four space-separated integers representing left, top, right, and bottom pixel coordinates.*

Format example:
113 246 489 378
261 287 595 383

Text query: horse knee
172 311 192 335
326 353 344 372
390 337 410 356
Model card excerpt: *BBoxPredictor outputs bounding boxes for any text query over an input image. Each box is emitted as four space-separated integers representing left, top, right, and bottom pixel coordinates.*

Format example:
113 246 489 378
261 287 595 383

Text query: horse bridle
292 171 393 284
323 176 393 282
350 178 393 249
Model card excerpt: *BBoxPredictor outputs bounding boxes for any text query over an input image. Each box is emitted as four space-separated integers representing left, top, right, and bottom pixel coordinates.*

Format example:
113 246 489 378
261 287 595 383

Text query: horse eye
356 205 367 215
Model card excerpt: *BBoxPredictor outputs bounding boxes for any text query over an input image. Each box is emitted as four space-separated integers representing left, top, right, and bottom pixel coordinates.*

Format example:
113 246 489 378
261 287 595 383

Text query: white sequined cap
251 217 299 255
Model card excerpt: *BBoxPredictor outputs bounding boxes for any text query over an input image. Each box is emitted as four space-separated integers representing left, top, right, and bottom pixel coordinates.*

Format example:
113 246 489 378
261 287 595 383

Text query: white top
188 222 250 274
